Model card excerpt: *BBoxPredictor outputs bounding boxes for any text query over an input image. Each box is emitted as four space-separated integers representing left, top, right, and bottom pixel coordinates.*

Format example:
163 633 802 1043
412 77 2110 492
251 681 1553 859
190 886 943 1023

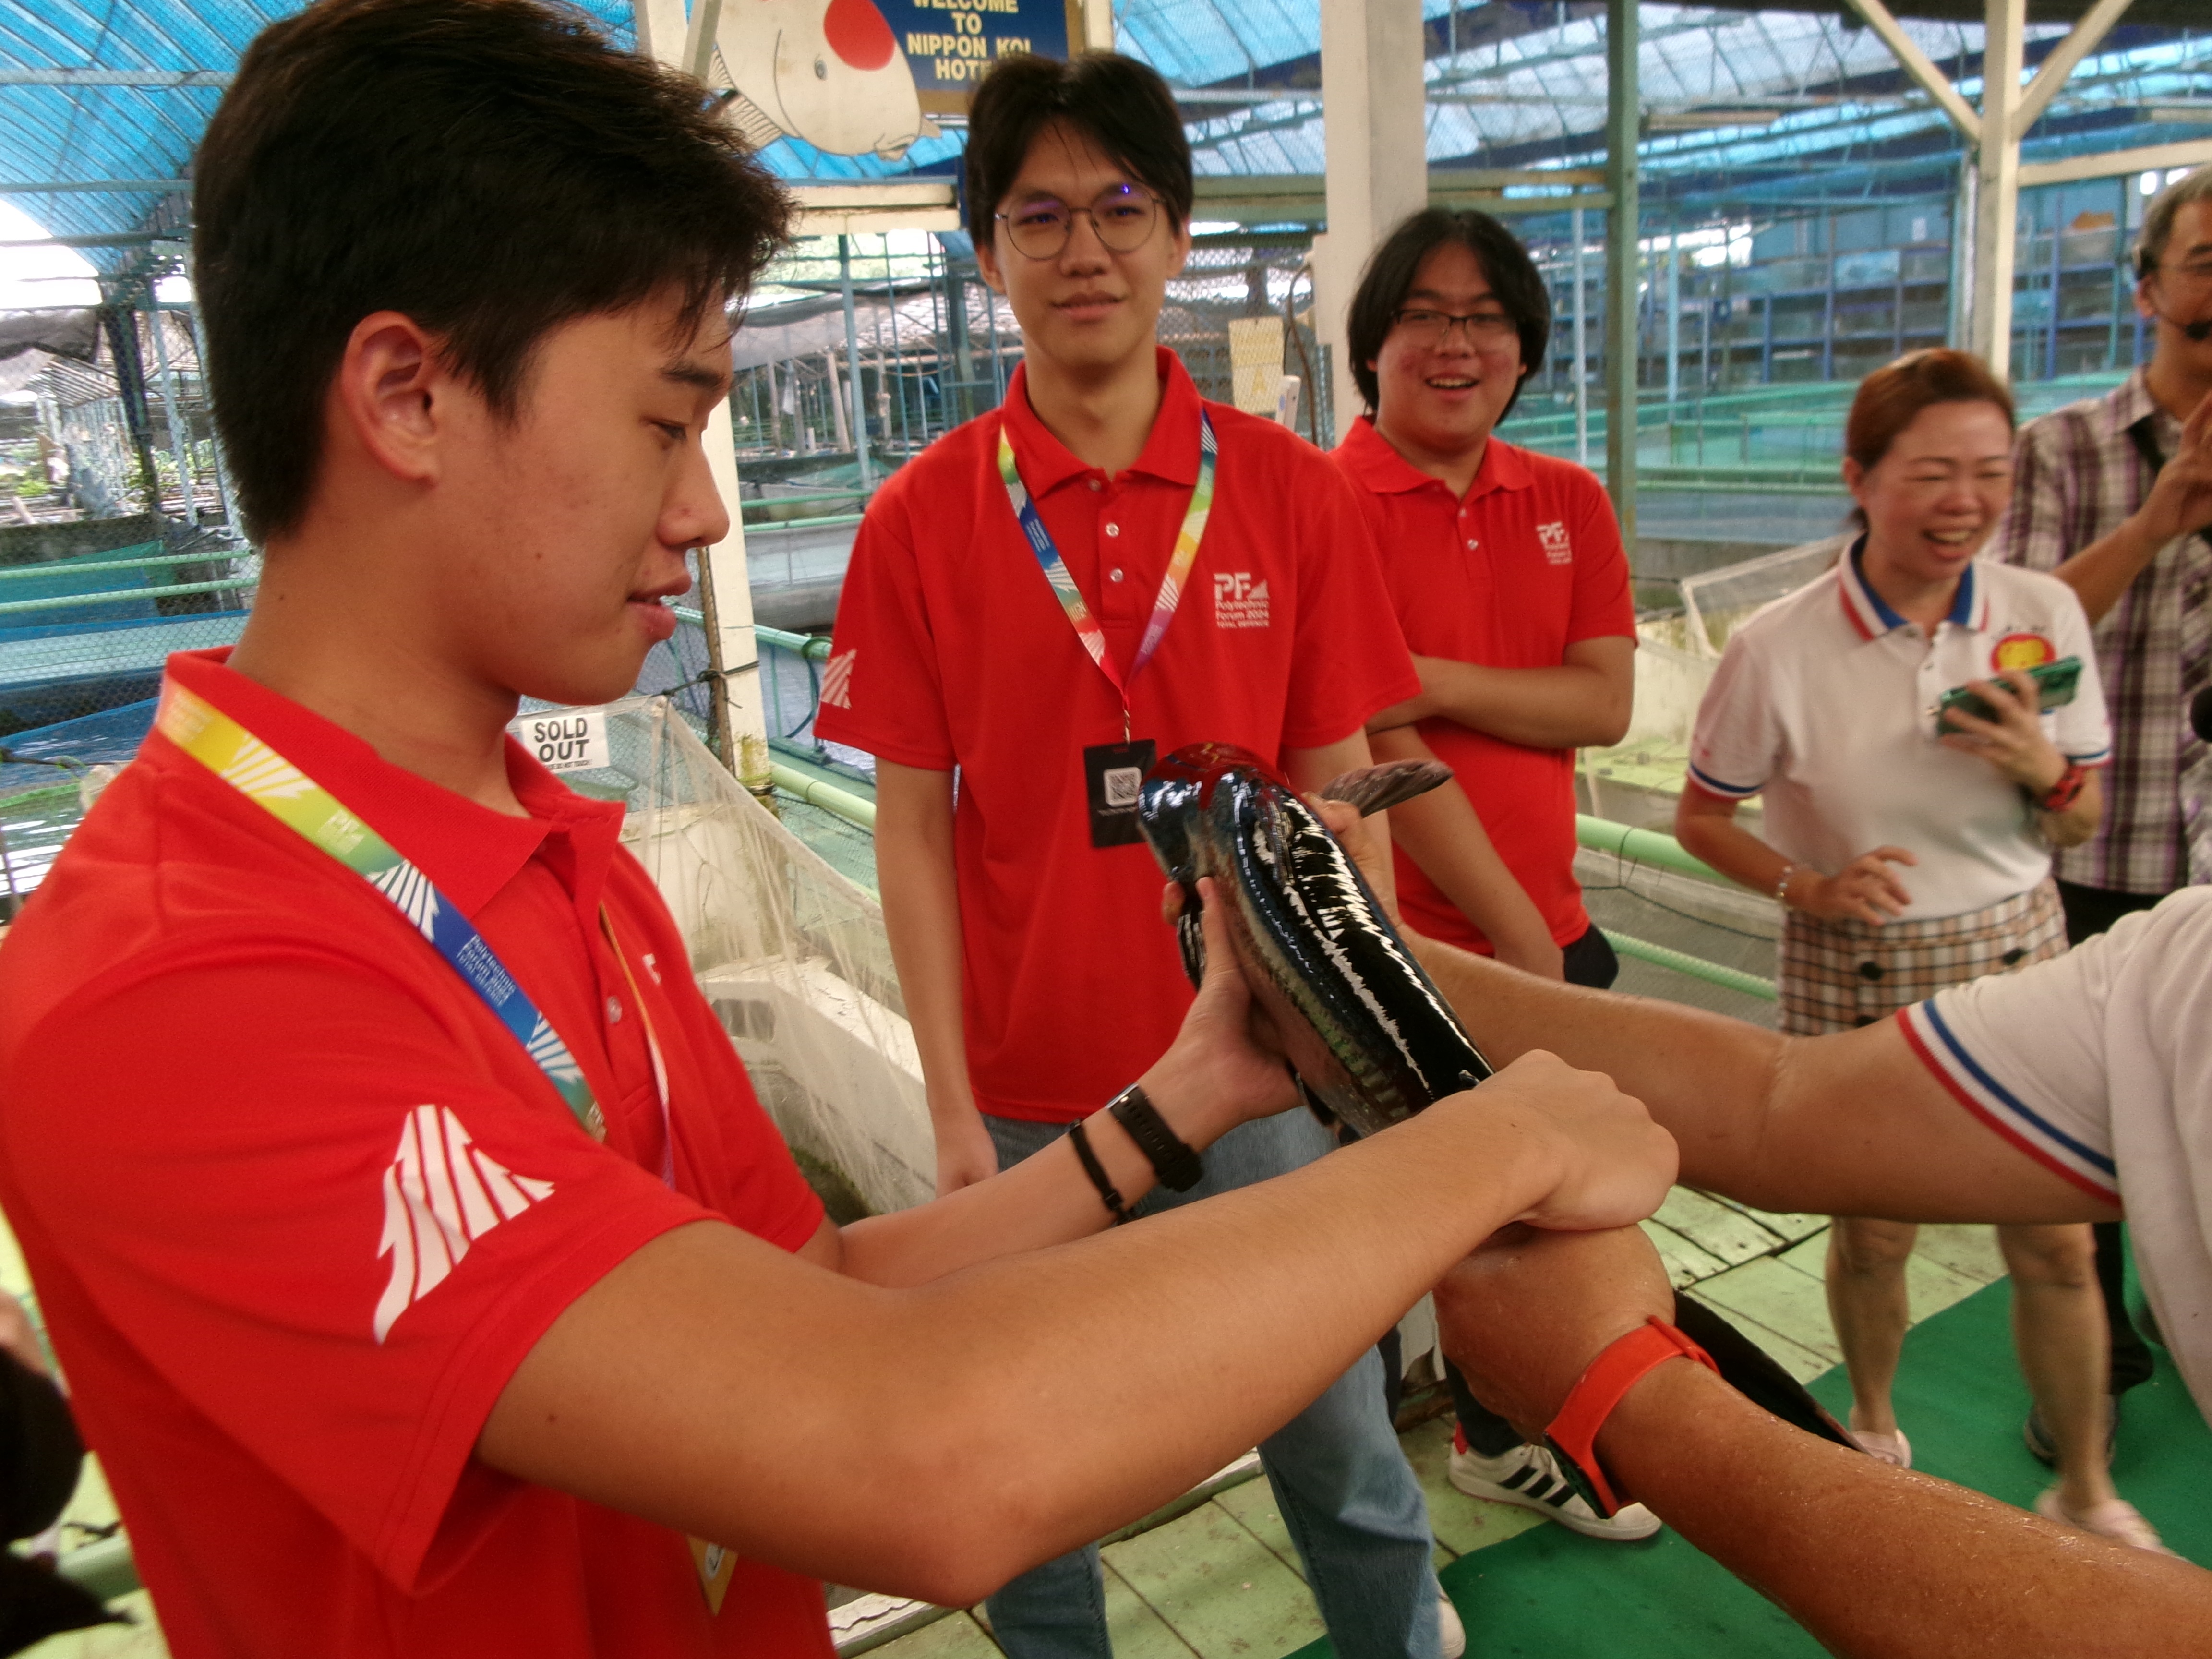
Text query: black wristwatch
1108 1083 1204 1191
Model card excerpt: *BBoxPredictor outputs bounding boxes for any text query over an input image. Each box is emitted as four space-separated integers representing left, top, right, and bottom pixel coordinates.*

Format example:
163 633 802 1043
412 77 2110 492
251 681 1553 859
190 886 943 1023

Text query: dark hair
1346 209 1551 420
1845 349 2014 473
195 0 793 541
963 53 1192 247
2136 164 2212 279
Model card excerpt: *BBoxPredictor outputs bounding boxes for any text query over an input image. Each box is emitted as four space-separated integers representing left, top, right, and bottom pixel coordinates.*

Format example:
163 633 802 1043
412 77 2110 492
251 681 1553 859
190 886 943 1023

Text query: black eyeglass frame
1389 306 1522 346
993 187 1166 261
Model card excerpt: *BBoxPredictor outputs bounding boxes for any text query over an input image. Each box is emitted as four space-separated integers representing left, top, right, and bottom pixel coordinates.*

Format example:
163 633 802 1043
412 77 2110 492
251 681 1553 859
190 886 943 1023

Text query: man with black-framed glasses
817 49 1466 1659
1331 209 1649 1539
1994 162 2212 1436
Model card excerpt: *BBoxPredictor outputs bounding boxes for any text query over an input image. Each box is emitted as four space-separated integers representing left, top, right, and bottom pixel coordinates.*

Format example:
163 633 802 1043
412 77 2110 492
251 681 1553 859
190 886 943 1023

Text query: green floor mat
1301 1279 2210 1659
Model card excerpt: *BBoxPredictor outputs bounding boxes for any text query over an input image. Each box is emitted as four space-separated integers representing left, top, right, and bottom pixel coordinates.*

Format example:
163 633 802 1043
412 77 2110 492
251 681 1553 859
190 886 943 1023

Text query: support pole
1604 0 1640 545
1969 0 2025 375
839 234 873 488
1664 232 1680 411
1570 210 1589 466
1317 0 1429 442
146 303 194 523
633 0 768 793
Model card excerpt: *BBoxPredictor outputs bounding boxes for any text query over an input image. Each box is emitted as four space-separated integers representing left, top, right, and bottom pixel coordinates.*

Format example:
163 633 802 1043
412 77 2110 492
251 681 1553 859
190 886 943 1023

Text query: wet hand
1434 1225 1674 1442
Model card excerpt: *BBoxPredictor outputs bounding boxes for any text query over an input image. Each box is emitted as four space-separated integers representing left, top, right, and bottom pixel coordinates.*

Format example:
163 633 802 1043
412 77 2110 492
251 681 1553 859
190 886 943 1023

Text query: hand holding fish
1444 1050 1679 1234
1136 876 1305 1145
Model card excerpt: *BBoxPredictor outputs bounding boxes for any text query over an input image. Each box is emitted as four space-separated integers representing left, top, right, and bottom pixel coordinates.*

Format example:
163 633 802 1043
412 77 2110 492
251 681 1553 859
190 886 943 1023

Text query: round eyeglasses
996 186 1162 260
1391 307 1521 347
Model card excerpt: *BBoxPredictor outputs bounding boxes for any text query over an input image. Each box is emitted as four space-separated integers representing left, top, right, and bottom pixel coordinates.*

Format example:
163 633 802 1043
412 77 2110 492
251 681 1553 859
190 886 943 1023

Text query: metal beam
1969 0 2025 373
0 180 189 193
2012 0 2132 134
1836 0 1981 143
2017 136 2212 187
0 69 230 87
0 232 170 248
1605 0 1640 545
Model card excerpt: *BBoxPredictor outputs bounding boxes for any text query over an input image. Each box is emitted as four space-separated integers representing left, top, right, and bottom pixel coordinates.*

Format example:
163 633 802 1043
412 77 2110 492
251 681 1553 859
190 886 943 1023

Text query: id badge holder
1084 738 1157 848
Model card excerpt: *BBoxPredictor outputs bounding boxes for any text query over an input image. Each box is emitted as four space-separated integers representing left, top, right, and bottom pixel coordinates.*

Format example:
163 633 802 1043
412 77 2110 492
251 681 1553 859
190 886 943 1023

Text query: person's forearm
1600 1360 2212 1657
874 767 977 1118
489 1092 1570 1606
1418 658 1631 750
2039 768 2103 851
1370 729 1558 974
1673 807 1793 901
2050 514 2169 625
834 1043 1236 1286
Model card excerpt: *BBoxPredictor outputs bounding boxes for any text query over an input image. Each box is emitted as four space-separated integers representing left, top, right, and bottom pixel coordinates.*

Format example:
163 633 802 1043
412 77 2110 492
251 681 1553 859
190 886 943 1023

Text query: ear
975 233 1010 297
2132 274 2159 321
1841 455 1868 503
328 310 450 487
1166 214 1193 281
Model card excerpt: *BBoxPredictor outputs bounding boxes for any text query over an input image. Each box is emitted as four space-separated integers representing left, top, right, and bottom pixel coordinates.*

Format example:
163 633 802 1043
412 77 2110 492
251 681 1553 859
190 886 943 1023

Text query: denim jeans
980 1107 1442 1659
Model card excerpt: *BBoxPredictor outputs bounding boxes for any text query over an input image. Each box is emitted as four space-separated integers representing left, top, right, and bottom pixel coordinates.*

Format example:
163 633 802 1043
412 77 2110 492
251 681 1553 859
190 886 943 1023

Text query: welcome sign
876 0 1082 113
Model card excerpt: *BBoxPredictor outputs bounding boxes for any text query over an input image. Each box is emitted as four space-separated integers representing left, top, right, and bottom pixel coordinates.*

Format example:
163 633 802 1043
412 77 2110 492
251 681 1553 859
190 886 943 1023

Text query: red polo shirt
0 650 830 1659
816 351 1418 1123
1332 419 1635 953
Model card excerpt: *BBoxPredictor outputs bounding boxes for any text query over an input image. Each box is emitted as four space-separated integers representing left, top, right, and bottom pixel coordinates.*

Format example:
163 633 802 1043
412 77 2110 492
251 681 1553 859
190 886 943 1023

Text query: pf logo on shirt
1536 521 1573 566
1213 571 1271 630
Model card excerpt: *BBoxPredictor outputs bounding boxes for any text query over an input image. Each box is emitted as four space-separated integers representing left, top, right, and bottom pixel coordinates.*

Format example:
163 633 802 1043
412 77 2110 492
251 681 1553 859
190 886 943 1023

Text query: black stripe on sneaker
1499 1466 1538 1491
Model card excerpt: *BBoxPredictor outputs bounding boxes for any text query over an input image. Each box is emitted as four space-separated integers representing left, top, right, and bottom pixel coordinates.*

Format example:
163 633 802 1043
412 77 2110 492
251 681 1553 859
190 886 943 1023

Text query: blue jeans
980 1107 1442 1659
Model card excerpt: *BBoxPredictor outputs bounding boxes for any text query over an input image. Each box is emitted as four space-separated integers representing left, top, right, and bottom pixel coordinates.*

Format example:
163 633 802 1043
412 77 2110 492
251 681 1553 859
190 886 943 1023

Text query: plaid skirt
1778 878 2067 1036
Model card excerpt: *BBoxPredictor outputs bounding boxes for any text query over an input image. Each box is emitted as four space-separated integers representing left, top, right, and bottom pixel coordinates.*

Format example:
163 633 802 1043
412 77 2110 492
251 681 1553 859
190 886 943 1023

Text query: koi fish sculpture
1136 742 1859 1465
714 0 938 162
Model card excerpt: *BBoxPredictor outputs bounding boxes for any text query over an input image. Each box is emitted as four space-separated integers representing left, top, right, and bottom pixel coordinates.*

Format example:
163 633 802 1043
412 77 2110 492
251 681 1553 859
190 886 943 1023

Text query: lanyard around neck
998 408 1216 734
156 680 671 1162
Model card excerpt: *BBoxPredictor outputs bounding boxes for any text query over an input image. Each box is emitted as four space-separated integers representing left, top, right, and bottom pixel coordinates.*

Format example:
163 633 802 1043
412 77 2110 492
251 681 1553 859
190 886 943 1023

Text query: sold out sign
514 707 610 774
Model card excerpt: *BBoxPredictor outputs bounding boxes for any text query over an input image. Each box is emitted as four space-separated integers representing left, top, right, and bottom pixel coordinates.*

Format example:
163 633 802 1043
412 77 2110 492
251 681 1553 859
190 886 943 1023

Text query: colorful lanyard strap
158 680 636 1151
998 408 1216 733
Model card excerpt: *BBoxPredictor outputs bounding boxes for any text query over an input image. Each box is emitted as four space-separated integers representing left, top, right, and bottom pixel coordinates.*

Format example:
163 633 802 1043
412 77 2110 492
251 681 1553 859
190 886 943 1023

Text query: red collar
999 348 1205 496
154 649 625 918
1334 417 1533 502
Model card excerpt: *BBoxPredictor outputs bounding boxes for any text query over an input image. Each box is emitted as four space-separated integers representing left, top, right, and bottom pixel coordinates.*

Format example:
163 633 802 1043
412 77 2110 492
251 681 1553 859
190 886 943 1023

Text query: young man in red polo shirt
814 52 1523 1659
1331 209 1648 1541
0 8 1681 1655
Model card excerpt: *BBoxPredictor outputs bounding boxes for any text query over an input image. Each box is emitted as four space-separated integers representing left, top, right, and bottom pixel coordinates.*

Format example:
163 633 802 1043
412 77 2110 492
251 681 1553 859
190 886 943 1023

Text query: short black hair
963 53 1193 247
1346 208 1551 421
195 0 793 541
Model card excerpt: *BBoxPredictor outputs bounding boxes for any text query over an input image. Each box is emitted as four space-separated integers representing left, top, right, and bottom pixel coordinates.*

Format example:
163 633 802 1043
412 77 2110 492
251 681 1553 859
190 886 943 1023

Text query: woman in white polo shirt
1676 349 2163 1552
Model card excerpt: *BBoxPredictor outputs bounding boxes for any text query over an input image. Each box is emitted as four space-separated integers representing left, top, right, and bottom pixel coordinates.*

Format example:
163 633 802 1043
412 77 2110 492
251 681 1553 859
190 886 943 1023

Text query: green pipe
0 577 254 615
1574 814 1727 883
743 512 867 532
771 761 875 830
0 544 195 580
755 625 834 662
1604 930 1777 1002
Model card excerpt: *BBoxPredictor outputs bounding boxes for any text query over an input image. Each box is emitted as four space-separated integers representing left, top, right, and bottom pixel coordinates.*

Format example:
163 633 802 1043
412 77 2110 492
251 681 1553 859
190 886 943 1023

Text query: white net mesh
605 697 934 1219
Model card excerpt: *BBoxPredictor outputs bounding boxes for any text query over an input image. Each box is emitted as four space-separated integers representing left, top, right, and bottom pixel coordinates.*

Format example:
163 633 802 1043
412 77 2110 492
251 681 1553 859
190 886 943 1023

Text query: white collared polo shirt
1688 545 2112 920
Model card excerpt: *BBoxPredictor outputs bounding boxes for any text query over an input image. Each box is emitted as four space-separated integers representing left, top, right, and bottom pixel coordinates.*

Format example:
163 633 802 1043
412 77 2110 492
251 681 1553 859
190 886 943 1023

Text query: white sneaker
1437 1592 1466 1659
1847 1425 1912 1468
1447 1439 1662 1541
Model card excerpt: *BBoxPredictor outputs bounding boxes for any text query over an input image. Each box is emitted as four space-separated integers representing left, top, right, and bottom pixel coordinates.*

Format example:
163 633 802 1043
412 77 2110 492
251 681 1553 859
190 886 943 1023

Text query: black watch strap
1108 1084 1204 1192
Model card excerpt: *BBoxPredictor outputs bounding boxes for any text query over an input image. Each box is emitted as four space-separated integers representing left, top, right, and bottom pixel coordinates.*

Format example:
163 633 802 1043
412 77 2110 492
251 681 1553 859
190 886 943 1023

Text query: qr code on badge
1103 767 1142 807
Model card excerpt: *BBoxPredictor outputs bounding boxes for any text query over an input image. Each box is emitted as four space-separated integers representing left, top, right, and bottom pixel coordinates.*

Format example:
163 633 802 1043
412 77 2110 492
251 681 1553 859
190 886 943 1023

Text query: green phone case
1935 655 2082 731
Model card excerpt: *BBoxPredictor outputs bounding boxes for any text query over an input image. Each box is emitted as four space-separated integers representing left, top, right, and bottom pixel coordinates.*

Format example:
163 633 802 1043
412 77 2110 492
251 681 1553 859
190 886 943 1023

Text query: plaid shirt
1994 367 2212 894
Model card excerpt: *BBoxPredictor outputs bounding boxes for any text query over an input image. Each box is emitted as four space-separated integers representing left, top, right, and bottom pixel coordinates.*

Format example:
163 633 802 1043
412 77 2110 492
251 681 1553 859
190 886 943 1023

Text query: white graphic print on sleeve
373 1105 554 1341
821 648 856 709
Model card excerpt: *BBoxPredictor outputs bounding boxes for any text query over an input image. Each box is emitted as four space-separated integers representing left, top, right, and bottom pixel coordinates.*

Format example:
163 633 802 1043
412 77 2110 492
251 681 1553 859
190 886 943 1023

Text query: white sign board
513 707 610 774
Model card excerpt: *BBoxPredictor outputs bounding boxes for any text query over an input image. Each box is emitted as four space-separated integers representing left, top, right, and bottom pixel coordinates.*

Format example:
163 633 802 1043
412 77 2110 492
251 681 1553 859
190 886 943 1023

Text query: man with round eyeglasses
1330 208 1647 1539
817 49 1468 1659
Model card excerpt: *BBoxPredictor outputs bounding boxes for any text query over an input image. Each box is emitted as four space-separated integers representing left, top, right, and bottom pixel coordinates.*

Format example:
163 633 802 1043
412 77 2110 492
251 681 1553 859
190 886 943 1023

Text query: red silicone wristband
2038 762 2087 814
1542 1318 1721 1516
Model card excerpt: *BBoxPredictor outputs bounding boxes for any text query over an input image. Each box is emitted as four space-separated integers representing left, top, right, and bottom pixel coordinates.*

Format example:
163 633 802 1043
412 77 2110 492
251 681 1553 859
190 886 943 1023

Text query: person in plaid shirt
1993 163 2212 1410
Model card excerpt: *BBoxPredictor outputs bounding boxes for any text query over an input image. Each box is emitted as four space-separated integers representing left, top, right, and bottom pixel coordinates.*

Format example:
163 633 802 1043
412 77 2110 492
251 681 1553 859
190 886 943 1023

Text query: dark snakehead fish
1136 742 1492 1139
1141 741 1862 1463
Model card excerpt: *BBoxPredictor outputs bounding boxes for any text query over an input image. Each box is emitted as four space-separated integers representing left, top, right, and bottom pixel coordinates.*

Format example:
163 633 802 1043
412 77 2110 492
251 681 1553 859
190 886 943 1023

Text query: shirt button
1104 523 1121 538
1088 479 1102 492
1109 567 1125 582
1467 539 1478 549
606 996 623 1022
